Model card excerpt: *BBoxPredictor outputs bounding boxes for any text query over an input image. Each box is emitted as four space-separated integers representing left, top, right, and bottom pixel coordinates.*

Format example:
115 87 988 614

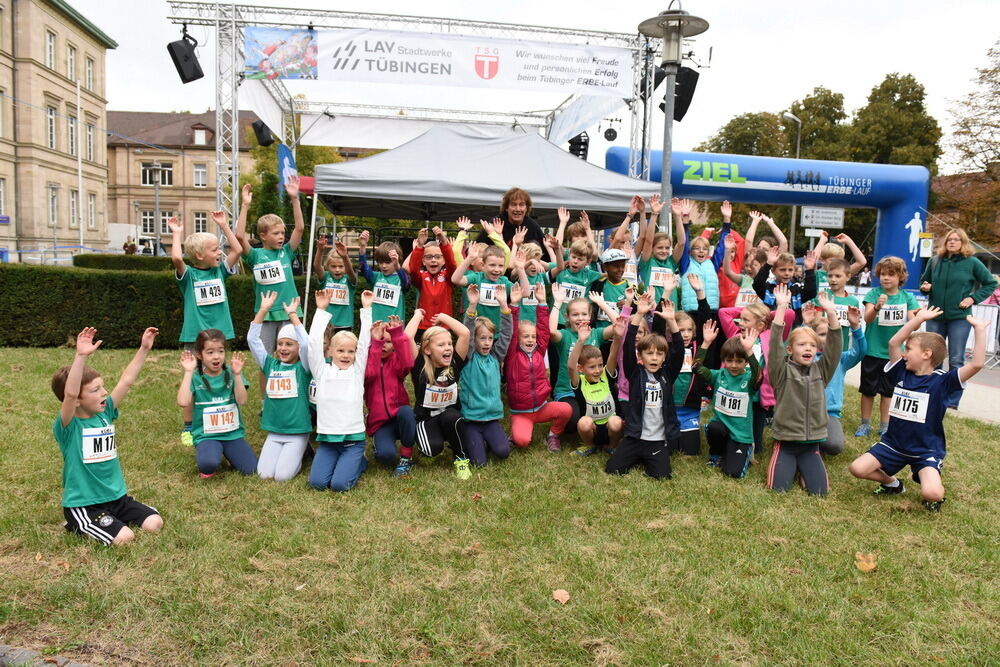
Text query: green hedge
0 264 428 349
73 254 173 272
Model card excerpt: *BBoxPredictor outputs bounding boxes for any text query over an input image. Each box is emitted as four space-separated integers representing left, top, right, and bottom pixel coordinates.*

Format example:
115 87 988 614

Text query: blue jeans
925 317 971 407
309 441 368 492
372 406 416 466
196 438 258 475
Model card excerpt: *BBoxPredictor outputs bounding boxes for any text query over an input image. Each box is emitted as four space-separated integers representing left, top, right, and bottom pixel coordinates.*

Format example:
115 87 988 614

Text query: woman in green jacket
919 228 998 408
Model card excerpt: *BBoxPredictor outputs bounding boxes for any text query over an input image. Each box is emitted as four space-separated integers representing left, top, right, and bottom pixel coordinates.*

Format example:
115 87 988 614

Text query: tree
785 86 850 162
849 73 942 173
950 41 1000 178
697 111 789 158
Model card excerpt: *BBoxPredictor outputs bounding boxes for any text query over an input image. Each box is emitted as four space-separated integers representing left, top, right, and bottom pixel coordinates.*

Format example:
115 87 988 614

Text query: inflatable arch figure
606 148 930 289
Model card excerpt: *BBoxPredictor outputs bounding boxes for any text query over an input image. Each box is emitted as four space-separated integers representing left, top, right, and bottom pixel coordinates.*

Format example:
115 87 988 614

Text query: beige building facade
0 0 115 263
106 110 257 254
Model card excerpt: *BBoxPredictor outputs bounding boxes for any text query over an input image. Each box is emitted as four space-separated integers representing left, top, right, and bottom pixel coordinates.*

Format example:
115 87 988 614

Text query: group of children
52 186 990 545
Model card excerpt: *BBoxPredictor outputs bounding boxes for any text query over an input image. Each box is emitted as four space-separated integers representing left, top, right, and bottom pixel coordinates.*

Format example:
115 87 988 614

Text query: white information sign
801 206 845 230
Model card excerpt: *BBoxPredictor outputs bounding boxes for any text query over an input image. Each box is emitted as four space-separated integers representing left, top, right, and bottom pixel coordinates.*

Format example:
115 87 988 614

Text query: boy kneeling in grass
848 307 988 511
52 327 163 545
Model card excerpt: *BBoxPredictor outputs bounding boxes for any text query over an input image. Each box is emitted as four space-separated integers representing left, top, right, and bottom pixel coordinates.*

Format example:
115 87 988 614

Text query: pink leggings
510 402 573 448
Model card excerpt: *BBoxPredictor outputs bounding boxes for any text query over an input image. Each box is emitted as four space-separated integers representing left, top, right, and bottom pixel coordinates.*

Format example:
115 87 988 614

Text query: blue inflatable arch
606 148 931 289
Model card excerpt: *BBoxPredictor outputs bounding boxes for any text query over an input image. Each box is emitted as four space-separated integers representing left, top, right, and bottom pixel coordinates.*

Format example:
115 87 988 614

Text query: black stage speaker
666 66 699 122
167 33 204 84
252 120 275 147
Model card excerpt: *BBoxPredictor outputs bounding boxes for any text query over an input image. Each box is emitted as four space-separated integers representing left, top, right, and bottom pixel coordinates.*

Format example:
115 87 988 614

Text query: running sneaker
873 482 905 495
392 456 413 478
853 423 872 438
706 455 721 468
573 445 596 457
923 499 945 512
453 458 471 480
546 432 562 453
877 424 889 437
180 431 194 447
199 472 215 479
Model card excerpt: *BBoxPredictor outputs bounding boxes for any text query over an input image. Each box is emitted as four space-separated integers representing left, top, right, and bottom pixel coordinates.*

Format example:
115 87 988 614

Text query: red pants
510 401 572 448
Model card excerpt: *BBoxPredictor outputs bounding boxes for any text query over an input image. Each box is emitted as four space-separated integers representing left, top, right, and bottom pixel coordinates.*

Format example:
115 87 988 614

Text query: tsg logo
475 52 499 80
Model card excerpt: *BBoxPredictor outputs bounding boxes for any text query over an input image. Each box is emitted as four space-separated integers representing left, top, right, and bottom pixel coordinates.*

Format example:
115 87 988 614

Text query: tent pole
303 193 319 325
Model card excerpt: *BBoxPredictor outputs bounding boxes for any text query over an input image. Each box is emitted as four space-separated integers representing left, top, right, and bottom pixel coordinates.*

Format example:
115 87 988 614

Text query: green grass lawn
1 347 998 665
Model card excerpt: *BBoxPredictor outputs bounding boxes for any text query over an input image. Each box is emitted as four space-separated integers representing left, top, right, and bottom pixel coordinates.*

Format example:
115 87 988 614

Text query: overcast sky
75 0 999 174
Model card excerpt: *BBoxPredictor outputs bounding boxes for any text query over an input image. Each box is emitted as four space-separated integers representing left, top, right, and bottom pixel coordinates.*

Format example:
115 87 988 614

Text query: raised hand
260 290 279 311
314 288 332 310
552 284 568 305
211 210 229 228
801 302 818 325
456 216 473 232
282 296 301 315
230 351 245 375
513 249 527 272
167 216 183 234
241 183 253 206
766 245 781 266
773 282 791 308
702 319 718 345
661 272 678 296
544 234 560 251
739 327 758 353
915 305 943 322
623 286 636 306
649 193 663 214
284 173 300 198
803 250 817 271
678 199 694 218
410 308 426 325
577 322 592 340
335 241 349 258
967 314 989 329
492 217 505 237
636 291 654 315
687 273 703 293
75 327 102 356
724 234 736 252
613 314 628 339
179 349 197 372
415 228 429 248
316 235 328 251
388 249 400 266
817 289 834 311
512 226 528 246
432 226 445 242
847 305 862 329
466 283 480 307
558 206 571 225
655 297 676 322
360 290 374 309
509 282 523 305
588 290 606 306
670 197 683 217
628 196 641 216
495 284 508 310
534 282 547 304
720 200 732 221
371 320 387 340
387 314 402 329
358 230 370 250
748 210 762 223
139 327 159 351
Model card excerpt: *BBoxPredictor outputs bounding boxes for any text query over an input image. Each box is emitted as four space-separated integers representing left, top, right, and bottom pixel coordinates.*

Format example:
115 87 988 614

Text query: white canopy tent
313 125 660 228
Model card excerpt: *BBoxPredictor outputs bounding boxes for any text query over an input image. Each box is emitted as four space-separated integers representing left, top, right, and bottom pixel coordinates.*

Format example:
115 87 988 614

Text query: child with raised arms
53 327 163 546
248 292 311 482
312 235 357 334
404 224 457 342
460 283 515 467
365 314 418 476
178 330 257 478
680 200 731 312
568 318 626 457
307 288 374 491
670 274 714 457
808 257 859 351
765 285 841 495
848 308 988 511
358 230 410 324
856 256 919 438
514 242 551 325
639 195 688 309
168 212 243 448
695 321 761 478
753 245 818 324
453 241 529 329
505 283 572 450
606 292 684 479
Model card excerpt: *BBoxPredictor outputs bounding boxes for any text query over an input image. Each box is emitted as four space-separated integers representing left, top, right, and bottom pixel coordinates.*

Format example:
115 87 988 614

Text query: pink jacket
985 286 1000 306
504 305 553 413
718 306 794 409
364 324 414 435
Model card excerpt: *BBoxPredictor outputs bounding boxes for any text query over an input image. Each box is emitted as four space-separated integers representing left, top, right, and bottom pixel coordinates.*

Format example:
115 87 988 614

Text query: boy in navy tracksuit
605 292 684 479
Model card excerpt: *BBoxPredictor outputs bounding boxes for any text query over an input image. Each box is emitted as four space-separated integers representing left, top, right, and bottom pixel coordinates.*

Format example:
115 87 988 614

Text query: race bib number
308 379 317 405
253 260 285 285
623 260 638 282
479 282 500 307
648 266 674 288
585 395 615 420
373 281 400 307
266 370 298 399
888 387 929 423
597 301 620 322
715 388 749 418
561 283 585 301
521 293 539 306
325 283 350 306
423 383 457 411
81 424 116 464
835 304 851 328
202 403 239 434
193 279 224 306
818 280 829 292
735 288 758 307
878 304 907 327
644 380 662 408
681 348 693 373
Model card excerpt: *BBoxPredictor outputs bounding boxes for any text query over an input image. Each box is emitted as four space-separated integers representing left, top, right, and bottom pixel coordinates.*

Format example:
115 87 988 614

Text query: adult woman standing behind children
919 228 997 408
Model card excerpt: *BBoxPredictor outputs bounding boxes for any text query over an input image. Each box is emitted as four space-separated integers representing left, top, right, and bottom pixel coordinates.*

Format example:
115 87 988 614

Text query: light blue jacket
824 326 867 418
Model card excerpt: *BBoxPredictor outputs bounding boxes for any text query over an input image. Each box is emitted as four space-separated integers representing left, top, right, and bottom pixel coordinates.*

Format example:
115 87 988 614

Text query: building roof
50 0 117 49
106 110 260 151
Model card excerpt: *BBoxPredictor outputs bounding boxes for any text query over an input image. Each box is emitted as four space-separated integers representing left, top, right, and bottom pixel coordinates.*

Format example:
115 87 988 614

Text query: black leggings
415 407 467 460
767 440 828 495
706 421 752 479
672 429 701 456
559 396 583 435
606 437 672 479
753 403 773 455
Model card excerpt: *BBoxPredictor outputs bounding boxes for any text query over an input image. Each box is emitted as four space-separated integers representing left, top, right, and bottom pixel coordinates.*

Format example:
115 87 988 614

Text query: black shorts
63 495 159 546
858 355 894 397
594 422 610 448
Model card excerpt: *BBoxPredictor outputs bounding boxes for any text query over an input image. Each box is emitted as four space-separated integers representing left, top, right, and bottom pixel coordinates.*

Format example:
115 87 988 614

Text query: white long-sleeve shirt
308 307 371 436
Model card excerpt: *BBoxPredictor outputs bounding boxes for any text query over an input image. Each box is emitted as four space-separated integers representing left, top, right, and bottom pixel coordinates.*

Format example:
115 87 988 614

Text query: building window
193 163 207 187
46 31 56 69
0 88 4 138
86 123 94 161
46 107 57 149
194 129 207 145
69 190 79 228
68 116 77 156
159 210 173 234
48 187 59 227
194 211 208 233
85 58 94 90
67 45 76 79
0 178 5 216
160 163 173 186
141 162 173 186
88 193 96 229
141 210 155 235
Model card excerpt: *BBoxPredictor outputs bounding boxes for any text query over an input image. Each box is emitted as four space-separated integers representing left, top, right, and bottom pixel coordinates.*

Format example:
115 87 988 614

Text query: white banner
313 29 631 98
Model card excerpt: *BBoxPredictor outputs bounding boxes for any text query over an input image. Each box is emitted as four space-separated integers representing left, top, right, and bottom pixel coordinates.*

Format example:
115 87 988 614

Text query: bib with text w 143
81 424 117 464
266 370 298 399
253 261 286 285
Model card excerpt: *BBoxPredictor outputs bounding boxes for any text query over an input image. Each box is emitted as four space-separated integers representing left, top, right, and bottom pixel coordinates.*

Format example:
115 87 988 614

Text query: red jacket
504 304 552 413
408 243 457 329
364 324 414 435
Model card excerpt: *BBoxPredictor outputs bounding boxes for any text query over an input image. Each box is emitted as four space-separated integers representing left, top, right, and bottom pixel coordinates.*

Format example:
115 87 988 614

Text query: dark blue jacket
622 323 684 442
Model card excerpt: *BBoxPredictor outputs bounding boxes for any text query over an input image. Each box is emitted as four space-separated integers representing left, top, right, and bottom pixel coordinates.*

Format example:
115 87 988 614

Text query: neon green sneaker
180 431 194 447
453 458 471 480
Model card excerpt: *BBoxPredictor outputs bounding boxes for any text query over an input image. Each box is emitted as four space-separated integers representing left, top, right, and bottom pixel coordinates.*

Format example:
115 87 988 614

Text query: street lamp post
782 111 802 254
638 3 708 232
152 161 162 256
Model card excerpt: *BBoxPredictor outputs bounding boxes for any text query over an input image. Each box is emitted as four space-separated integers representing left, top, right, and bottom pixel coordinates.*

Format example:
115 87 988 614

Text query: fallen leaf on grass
346 658 377 664
855 552 878 573
54 561 70 573
787 567 803 575
552 589 570 605
462 542 481 556
294 583 307 591
471 493 483 501
35 552 42 562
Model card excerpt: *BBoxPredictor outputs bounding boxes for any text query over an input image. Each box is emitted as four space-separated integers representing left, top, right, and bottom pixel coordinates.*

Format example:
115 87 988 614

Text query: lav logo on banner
243 27 631 98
